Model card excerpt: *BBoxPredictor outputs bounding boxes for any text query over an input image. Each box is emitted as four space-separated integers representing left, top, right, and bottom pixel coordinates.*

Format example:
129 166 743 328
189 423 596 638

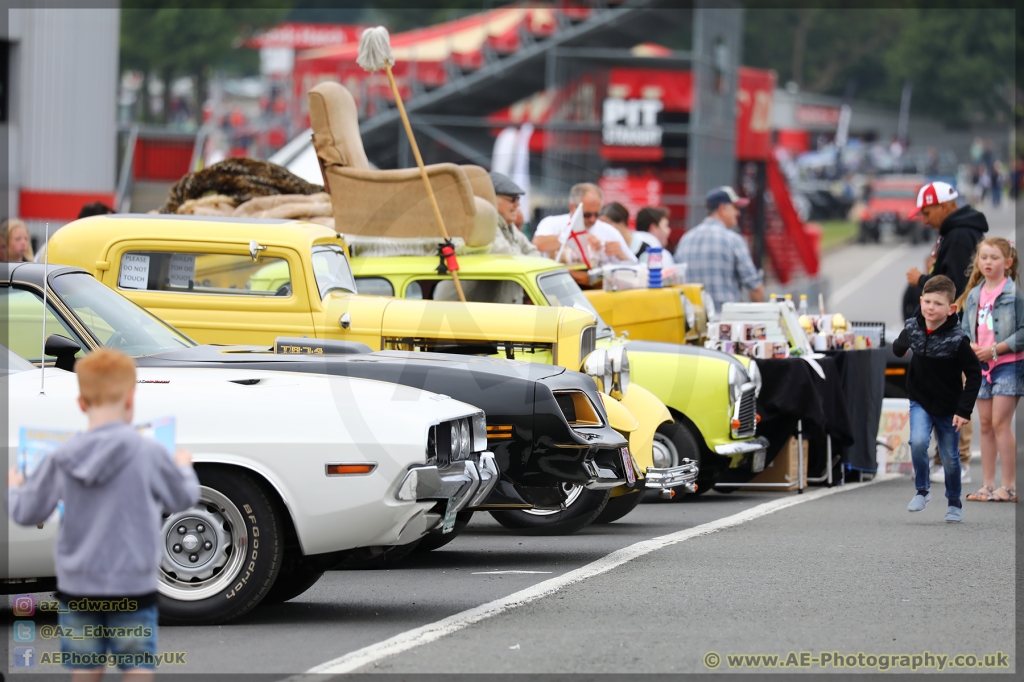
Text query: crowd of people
900 180 1018 508
519 172 1018 517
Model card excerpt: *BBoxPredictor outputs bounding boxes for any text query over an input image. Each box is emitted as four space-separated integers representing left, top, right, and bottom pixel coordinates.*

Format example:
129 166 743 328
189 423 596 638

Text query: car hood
142 344 567 382
623 340 748 373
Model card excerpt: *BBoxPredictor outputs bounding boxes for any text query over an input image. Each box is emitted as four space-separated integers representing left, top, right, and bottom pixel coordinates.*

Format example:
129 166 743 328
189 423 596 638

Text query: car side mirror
249 240 267 261
44 334 81 372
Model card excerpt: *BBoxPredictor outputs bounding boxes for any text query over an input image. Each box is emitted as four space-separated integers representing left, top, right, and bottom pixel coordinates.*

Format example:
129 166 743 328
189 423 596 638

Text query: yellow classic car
46 214 694 527
349 252 768 494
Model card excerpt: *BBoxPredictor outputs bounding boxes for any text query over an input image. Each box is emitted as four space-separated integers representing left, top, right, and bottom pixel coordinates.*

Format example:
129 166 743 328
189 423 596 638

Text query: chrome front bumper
582 459 628 489
714 437 769 472
395 452 499 512
644 458 699 492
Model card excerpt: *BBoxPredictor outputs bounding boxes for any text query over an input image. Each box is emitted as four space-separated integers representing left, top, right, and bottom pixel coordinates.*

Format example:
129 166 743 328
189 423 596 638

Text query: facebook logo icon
14 646 35 668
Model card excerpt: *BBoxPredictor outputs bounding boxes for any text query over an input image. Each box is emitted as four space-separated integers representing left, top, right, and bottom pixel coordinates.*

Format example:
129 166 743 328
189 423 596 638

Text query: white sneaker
961 464 971 484
929 464 945 483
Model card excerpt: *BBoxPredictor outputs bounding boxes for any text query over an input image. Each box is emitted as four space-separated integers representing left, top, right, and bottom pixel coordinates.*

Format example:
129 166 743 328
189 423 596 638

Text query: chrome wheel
523 483 584 516
652 432 680 469
158 486 247 602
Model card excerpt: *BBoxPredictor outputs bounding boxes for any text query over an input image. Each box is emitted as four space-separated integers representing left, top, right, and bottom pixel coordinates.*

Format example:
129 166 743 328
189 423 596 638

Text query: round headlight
681 295 696 331
747 359 762 397
582 348 610 393
450 422 461 461
459 419 471 459
701 289 717 321
606 345 630 399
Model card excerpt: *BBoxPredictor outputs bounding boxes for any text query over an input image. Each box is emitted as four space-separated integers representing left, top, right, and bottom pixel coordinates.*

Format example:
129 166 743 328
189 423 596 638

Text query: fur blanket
160 158 323 214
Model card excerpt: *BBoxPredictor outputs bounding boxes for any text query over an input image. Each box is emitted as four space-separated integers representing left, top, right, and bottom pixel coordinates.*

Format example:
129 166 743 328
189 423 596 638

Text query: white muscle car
4 348 496 623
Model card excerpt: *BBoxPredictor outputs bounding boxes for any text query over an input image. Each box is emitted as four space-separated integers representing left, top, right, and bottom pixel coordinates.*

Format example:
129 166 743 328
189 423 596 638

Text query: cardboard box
742 437 808 490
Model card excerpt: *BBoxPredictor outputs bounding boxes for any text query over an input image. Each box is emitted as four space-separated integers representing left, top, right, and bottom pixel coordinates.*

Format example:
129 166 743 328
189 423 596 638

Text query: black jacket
893 313 981 419
917 205 988 298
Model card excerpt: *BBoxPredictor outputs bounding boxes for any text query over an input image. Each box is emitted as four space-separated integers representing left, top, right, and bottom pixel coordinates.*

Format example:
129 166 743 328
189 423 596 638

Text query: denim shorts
58 602 158 669
978 360 1024 399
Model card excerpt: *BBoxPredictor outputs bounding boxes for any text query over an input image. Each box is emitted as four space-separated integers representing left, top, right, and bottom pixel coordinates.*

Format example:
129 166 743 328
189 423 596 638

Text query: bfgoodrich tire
592 488 643 523
489 485 609 534
158 467 283 624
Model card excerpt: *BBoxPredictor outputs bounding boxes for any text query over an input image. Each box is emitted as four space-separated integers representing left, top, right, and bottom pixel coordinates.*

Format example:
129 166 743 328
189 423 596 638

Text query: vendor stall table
715 355 859 492
825 347 888 476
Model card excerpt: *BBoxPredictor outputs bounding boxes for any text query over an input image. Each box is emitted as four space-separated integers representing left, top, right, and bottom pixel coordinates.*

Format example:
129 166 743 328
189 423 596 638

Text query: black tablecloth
824 347 888 472
719 356 854 484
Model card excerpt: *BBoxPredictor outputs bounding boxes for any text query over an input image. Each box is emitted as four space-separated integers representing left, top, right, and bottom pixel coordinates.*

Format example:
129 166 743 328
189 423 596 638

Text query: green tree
744 5 1014 126
886 7 1015 125
121 4 290 123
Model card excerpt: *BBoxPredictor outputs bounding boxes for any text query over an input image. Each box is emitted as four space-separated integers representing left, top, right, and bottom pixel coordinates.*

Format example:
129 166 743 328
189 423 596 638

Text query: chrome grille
734 388 757 437
579 326 596 359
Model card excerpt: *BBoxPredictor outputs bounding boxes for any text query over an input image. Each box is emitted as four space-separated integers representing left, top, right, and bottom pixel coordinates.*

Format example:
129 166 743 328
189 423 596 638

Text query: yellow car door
100 241 316 346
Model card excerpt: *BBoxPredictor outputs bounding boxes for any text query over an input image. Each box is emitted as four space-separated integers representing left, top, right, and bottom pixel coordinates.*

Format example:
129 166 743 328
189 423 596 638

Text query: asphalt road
5 479 1016 677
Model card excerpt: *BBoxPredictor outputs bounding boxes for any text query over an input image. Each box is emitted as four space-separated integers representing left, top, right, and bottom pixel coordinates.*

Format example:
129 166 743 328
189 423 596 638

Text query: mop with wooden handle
357 26 467 302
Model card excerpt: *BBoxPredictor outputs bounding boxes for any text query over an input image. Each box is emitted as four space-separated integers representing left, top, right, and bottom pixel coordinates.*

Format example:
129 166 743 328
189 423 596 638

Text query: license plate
621 447 636 485
441 498 457 534
752 448 766 473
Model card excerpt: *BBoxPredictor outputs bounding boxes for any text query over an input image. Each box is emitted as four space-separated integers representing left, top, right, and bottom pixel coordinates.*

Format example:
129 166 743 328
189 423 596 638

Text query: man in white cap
906 181 988 298
905 180 989 486
674 186 764 309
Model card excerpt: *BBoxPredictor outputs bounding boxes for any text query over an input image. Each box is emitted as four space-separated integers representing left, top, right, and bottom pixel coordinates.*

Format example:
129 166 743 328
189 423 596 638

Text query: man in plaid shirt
674 186 765 310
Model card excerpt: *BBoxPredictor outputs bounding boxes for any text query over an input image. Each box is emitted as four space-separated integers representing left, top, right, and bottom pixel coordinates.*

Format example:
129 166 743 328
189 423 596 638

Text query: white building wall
5 7 119 239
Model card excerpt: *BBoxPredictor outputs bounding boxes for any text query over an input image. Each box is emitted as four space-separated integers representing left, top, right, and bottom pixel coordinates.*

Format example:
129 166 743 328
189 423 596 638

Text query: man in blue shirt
674 186 765 310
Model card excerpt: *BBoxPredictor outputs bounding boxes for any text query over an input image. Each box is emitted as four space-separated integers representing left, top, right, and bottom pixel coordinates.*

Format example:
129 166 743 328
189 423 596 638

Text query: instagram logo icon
12 594 35 617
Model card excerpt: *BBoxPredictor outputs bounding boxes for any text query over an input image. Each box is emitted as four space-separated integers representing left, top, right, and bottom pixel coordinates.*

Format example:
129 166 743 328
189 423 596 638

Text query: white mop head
357 26 395 72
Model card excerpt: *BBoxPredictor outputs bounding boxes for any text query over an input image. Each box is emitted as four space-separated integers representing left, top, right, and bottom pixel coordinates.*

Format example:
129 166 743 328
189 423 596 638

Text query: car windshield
3 345 37 374
312 245 357 299
536 271 614 338
50 272 196 356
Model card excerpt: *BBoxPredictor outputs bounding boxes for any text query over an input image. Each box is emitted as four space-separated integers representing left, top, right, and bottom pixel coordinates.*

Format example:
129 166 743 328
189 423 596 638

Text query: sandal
992 486 1017 503
966 486 996 501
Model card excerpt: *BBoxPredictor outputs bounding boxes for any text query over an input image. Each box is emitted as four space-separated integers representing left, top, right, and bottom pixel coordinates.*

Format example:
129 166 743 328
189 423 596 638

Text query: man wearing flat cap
489 172 540 257
674 186 765 309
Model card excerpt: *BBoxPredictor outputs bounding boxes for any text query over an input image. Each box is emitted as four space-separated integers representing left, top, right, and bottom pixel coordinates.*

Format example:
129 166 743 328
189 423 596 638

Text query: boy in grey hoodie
8 348 199 678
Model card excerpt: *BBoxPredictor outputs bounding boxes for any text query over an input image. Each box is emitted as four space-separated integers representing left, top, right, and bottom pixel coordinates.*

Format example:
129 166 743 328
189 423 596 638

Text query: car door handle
340 312 351 329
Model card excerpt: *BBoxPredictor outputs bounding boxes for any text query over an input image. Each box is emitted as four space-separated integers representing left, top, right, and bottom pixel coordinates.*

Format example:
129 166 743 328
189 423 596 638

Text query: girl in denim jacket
958 237 1021 502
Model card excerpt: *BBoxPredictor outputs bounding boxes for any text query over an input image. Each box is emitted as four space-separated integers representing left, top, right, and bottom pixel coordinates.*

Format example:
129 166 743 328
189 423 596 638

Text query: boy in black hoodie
893 275 982 522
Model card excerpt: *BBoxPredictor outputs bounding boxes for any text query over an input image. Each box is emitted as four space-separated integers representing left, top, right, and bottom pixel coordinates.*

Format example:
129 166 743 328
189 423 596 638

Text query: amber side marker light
487 425 513 440
325 463 377 476
885 367 906 376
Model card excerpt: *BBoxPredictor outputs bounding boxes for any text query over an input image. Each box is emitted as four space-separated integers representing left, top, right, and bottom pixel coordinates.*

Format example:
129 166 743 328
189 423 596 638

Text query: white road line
471 570 553 575
829 245 911 307
287 474 897 679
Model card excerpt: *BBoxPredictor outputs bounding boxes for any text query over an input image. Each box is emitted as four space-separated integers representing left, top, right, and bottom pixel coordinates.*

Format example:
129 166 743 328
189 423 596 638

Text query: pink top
976 278 1024 379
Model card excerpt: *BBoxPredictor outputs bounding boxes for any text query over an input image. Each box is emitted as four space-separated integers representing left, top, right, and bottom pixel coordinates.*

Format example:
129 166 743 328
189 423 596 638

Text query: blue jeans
909 401 961 501
58 602 159 669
